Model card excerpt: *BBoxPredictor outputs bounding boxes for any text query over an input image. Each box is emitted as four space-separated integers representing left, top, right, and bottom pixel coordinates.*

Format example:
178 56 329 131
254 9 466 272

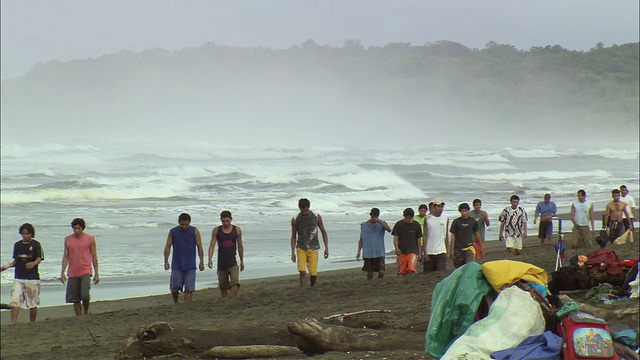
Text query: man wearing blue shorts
534 193 557 244
164 213 205 303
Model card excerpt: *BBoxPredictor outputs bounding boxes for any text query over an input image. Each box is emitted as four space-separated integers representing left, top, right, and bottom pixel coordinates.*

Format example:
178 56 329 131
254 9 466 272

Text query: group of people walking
1 185 635 324
354 185 636 280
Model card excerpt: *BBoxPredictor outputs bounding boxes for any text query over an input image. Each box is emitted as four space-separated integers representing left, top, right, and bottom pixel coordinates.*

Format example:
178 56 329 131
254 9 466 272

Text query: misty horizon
1 1 638 149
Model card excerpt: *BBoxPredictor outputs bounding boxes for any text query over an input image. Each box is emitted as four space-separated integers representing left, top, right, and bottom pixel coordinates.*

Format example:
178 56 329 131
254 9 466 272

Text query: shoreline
0 211 618 312
1 230 638 359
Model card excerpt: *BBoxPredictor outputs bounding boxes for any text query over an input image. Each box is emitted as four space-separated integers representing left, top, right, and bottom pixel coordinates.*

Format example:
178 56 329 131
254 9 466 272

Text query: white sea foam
504 145 559 158
2 141 638 291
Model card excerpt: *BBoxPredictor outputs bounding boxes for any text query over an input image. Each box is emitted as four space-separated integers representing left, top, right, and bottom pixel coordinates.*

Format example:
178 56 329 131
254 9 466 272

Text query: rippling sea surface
1 141 638 305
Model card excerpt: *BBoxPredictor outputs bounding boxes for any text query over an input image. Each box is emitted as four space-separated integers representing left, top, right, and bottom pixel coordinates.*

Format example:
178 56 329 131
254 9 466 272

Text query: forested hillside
2 40 637 142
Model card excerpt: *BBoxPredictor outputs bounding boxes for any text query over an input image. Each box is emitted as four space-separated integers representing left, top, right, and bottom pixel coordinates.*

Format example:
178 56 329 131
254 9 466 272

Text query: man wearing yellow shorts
291 198 329 287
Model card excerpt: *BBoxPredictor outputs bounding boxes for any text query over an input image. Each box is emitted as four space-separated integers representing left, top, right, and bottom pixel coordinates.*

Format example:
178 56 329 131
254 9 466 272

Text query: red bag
557 311 618 359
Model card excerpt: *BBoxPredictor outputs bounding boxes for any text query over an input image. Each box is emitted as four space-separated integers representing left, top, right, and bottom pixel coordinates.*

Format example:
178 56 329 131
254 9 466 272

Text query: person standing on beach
424 199 449 272
604 189 633 244
61 218 99 316
414 204 429 261
392 208 422 275
449 203 481 268
164 213 205 303
619 185 637 231
570 189 595 249
469 199 490 243
533 194 557 244
356 207 391 279
1 223 44 325
291 198 329 287
208 211 244 297
499 195 528 256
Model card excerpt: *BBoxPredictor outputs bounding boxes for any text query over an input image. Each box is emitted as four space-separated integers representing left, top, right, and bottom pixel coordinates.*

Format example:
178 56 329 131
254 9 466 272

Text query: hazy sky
2 0 639 80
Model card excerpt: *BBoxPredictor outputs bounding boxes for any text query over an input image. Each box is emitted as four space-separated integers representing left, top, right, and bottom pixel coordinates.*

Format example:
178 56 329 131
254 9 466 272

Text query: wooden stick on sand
322 309 391 320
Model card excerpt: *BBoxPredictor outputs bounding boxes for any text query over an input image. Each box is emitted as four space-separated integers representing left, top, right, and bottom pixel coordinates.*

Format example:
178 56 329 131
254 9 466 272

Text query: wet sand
1 230 638 360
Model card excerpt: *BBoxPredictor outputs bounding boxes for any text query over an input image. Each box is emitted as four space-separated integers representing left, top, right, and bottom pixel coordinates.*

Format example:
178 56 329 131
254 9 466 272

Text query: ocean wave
428 169 612 181
33 179 106 190
91 222 164 229
573 148 639 160
1 143 102 159
504 146 559 158
0 186 185 205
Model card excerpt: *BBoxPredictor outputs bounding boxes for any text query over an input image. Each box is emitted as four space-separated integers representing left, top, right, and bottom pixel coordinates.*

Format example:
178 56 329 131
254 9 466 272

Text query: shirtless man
604 189 633 244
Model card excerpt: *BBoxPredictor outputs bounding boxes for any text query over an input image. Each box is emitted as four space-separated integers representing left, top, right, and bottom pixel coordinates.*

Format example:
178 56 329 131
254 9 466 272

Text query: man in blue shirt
164 213 205 303
357 208 391 279
534 193 557 244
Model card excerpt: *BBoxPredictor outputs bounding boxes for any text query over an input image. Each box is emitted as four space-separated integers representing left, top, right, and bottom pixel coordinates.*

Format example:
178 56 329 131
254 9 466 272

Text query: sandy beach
1 229 639 360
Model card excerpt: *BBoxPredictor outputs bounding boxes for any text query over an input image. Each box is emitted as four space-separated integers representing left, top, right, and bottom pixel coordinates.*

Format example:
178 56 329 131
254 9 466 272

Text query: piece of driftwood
87 328 101 345
322 309 391 320
116 337 192 359
136 322 174 341
287 318 424 353
116 323 297 359
559 294 639 319
206 345 303 359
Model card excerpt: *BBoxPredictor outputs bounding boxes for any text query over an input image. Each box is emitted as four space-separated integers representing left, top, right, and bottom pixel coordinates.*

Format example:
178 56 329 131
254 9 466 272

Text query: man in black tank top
291 198 329 287
208 211 244 297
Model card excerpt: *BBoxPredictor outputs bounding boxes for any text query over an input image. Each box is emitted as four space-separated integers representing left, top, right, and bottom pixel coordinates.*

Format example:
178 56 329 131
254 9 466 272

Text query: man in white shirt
570 189 594 249
423 199 449 272
620 185 637 231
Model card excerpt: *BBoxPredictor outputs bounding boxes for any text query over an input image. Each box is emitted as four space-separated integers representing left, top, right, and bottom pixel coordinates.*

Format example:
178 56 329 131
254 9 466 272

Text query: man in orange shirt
60 218 99 316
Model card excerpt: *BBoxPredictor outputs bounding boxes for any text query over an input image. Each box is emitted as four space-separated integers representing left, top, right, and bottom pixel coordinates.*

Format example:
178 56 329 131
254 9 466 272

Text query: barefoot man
291 198 329 287
533 193 557 244
604 189 633 244
356 207 391 279
61 218 99 316
1 223 44 324
208 211 245 297
499 195 528 256
164 213 205 303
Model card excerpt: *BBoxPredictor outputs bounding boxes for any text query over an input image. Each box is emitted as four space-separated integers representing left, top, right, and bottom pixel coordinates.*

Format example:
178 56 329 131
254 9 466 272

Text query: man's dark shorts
424 253 447 272
453 249 474 269
66 274 91 303
608 221 625 243
538 221 553 239
362 257 385 273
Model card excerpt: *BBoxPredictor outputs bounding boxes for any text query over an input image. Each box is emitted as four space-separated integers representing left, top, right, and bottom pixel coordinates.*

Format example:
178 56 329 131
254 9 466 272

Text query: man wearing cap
392 208 422 275
424 199 449 272
357 208 391 279
533 193 557 244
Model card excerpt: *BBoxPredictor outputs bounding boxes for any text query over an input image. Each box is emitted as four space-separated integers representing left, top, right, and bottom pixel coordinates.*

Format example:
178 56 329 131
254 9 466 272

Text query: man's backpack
557 311 618 359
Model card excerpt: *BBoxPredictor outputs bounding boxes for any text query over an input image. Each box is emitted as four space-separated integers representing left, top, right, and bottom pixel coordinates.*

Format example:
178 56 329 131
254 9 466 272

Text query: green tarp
425 262 493 358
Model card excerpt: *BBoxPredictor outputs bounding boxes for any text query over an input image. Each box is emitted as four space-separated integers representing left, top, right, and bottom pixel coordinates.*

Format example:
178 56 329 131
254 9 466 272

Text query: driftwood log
205 345 303 359
136 322 174 340
287 318 424 354
116 323 296 359
559 294 640 319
